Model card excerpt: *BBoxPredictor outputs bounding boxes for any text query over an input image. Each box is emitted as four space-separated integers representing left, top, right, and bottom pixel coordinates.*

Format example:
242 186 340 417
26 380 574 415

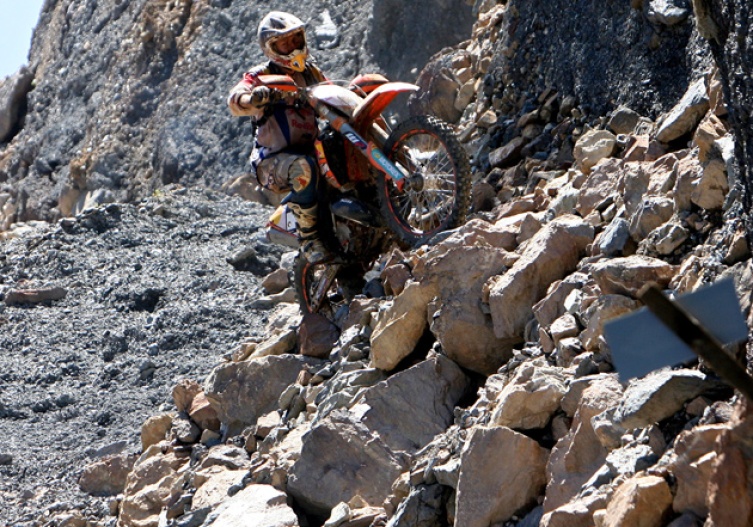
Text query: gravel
0 187 281 526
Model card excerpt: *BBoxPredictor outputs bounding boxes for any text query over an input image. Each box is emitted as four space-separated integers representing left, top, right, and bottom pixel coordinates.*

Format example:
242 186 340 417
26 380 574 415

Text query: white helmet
258 11 308 73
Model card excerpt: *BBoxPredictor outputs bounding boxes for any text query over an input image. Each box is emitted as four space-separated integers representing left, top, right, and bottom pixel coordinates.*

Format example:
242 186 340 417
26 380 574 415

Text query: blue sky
0 0 45 79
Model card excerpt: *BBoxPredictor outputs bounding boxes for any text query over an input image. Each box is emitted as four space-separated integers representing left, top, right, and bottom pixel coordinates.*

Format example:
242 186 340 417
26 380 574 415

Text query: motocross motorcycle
262 73 472 322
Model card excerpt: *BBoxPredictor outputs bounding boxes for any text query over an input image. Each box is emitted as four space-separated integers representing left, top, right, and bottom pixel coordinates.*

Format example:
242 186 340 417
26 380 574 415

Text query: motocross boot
288 202 332 264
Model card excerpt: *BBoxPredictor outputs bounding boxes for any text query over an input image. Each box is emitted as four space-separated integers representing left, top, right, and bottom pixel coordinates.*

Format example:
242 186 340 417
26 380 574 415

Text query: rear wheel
377 115 472 247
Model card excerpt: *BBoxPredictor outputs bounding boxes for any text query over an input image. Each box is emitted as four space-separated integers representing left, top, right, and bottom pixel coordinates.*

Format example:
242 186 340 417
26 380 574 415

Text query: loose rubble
91 11 752 527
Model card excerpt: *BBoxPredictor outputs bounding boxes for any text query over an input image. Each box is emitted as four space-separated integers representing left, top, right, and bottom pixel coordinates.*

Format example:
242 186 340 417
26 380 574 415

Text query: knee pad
287 156 314 194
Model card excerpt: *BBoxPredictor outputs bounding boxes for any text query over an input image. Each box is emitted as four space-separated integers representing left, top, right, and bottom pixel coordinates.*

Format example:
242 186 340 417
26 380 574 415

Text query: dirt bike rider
228 11 331 263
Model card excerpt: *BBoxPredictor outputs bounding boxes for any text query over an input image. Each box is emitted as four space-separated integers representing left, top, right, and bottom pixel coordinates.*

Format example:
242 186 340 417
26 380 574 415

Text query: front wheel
377 115 472 247
293 257 364 323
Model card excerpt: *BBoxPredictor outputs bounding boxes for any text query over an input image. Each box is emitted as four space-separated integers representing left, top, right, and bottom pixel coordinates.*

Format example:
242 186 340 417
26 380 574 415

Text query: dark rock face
492 0 712 118
694 0 753 243
0 0 474 225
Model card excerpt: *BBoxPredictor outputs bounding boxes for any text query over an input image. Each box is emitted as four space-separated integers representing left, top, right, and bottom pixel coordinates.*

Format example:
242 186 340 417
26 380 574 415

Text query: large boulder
587 255 677 297
573 129 617 175
287 412 408 517
417 244 519 374
203 355 324 433
352 355 469 452
79 453 138 497
204 484 299 527
289 356 467 516
594 475 673 527
454 426 549 527
369 281 434 371
656 77 709 143
615 369 728 430
487 215 594 340
706 403 753 527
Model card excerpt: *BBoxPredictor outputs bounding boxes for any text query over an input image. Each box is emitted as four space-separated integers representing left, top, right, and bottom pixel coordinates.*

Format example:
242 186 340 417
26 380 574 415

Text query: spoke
386 125 463 235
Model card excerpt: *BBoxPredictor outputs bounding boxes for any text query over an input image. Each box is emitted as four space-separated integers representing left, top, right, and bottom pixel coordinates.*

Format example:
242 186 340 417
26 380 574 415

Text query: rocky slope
2 1 753 527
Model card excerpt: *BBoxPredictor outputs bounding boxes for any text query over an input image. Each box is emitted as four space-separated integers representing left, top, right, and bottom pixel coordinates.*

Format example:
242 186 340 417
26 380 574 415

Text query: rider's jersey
228 60 326 154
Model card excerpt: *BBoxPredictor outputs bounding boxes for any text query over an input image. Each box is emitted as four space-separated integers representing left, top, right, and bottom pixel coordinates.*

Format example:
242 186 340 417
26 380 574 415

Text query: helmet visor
270 30 306 57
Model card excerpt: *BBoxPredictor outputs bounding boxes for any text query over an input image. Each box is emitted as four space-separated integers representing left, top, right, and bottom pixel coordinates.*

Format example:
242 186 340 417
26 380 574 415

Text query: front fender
352 82 419 131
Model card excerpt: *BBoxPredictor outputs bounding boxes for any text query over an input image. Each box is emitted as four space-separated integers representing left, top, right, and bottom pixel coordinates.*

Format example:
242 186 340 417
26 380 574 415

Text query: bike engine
320 125 349 186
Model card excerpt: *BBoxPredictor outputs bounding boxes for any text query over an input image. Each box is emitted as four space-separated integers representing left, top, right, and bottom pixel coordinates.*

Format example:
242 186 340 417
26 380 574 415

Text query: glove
246 86 283 107
250 86 272 106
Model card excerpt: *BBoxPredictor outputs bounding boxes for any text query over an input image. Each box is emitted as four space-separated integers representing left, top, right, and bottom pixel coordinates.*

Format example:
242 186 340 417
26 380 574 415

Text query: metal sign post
604 278 752 400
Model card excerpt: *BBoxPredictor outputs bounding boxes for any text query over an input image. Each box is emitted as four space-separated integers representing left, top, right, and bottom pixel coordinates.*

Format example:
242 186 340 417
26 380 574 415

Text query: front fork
320 107 407 191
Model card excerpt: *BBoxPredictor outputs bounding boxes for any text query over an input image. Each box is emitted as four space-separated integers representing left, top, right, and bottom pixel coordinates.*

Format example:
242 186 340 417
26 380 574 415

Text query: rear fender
352 82 419 131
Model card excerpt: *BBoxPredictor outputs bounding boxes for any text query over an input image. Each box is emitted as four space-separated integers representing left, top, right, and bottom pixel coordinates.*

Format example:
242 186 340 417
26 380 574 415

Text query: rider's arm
227 64 277 119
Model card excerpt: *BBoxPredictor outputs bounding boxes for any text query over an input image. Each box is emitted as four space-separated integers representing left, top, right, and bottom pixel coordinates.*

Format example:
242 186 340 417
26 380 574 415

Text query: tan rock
369 281 433 371
417 244 519 374
671 424 727 517
540 492 608 527
656 77 709 143
287 415 409 516
490 361 569 429
544 376 624 512
576 158 622 216
141 414 173 451
647 153 680 195
532 273 588 328
724 228 751 265
487 215 594 340
580 294 640 351
588 255 676 297
707 67 726 117
601 475 673 527
442 217 519 251
204 355 324 433
628 196 674 240
673 155 702 213
249 328 298 359
189 392 221 432
192 469 247 510
79 453 138 497
706 402 753 527
262 268 290 295
618 161 652 217
4 286 67 306
381 262 412 297
455 79 476 111
643 221 689 255
550 313 579 344
172 379 202 413
623 135 650 162
455 426 548 527
691 157 729 210
118 449 188 527
573 129 617 175
693 113 727 163
208 484 299 527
